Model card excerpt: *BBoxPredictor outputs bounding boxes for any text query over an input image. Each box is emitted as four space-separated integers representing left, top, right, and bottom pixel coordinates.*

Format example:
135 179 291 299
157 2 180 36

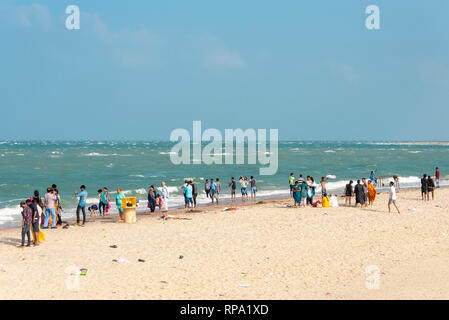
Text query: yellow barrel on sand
122 197 137 224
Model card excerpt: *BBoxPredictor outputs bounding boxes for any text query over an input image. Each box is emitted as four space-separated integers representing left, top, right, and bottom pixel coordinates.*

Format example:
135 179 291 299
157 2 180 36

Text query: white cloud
327 61 360 84
204 48 245 69
0 3 51 29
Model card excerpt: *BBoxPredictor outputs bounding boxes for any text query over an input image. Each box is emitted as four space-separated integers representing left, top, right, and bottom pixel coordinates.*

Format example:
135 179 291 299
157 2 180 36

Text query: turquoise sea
0 141 447 228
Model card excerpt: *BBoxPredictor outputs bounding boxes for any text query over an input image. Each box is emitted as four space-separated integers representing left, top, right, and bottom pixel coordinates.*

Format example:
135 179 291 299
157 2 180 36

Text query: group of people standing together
420 168 439 201
18 185 62 247
203 176 257 204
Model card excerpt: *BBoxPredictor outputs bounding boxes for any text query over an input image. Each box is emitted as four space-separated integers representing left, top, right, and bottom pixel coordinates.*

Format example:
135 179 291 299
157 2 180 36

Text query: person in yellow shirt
322 193 330 208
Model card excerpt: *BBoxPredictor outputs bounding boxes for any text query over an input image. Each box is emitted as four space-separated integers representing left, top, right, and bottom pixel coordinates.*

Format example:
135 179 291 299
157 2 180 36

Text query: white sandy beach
0 187 448 300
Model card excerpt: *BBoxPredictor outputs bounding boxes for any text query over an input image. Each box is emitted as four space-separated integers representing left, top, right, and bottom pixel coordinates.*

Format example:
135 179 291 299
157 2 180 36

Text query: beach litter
163 215 192 220
113 258 130 263
138 259 146 263
63 224 70 229
179 255 184 259
110 245 118 248
223 207 237 212
238 284 251 287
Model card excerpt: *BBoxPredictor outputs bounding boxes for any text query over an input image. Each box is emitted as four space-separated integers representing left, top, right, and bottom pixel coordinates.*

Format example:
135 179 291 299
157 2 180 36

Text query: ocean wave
83 153 132 157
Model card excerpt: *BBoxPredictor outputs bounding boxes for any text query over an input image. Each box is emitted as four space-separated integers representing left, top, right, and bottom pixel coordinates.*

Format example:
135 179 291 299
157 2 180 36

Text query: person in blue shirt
75 185 88 226
210 179 217 204
229 177 237 201
184 182 193 208
370 169 377 186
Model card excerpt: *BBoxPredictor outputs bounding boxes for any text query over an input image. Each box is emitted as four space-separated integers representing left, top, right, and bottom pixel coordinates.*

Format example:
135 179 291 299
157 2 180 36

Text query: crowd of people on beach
16 167 441 248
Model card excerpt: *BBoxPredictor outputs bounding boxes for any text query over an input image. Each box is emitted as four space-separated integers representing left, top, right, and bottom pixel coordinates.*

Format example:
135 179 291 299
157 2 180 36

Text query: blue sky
0 0 448 141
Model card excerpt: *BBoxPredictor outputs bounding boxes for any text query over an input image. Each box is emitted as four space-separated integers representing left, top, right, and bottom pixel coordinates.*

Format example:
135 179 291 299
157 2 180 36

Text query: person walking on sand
250 176 257 201
75 185 88 226
344 180 354 207
161 182 169 211
289 173 296 197
229 177 237 201
427 175 435 200
435 167 440 188
354 180 365 208
421 174 428 201
388 181 400 213
204 179 211 198
43 187 57 229
18 201 32 248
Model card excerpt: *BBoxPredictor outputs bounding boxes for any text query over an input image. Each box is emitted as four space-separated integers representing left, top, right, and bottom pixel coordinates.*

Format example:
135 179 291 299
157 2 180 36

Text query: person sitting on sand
322 193 330 208
388 181 400 214
329 194 339 207
292 181 301 207
367 180 376 205
344 181 354 207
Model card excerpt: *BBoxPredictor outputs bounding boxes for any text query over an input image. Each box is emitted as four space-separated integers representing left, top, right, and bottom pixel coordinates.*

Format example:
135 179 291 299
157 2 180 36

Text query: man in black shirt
421 174 428 201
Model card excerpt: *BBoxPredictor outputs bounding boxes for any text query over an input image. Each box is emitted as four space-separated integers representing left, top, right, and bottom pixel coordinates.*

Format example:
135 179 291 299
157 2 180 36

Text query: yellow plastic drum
122 197 137 224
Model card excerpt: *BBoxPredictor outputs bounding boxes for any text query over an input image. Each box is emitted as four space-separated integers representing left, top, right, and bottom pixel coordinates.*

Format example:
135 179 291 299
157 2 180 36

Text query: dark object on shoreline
256 201 265 204
110 245 118 248
138 259 145 263
187 209 202 213
179 255 184 259
63 224 70 229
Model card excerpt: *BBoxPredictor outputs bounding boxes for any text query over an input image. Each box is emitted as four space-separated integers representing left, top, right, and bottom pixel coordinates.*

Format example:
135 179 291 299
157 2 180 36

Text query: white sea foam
324 150 335 153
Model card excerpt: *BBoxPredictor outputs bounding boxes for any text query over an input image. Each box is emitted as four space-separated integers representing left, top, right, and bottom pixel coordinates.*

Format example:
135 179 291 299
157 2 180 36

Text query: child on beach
388 181 400 213
19 201 32 248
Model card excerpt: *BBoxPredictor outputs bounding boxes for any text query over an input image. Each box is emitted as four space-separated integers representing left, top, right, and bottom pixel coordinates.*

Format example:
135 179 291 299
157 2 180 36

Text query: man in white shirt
388 181 400 213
